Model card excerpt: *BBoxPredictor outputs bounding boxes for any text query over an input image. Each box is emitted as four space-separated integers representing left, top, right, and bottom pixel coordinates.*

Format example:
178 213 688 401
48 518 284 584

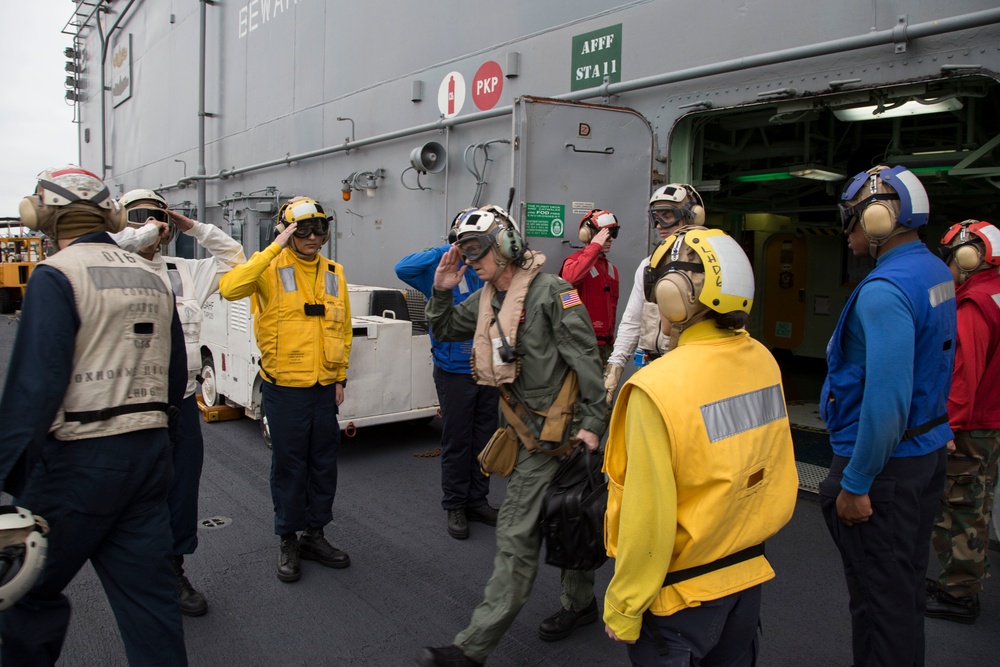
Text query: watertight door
511 97 654 308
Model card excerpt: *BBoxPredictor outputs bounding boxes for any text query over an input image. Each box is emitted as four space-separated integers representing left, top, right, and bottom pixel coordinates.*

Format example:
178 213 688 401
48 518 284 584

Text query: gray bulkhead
67 0 1000 359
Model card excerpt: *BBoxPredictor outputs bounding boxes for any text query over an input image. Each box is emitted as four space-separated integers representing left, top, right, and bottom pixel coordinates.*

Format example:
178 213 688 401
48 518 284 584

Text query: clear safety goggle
455 230 498 261
649 207 686 230
126 207 169 225
291 219 330 238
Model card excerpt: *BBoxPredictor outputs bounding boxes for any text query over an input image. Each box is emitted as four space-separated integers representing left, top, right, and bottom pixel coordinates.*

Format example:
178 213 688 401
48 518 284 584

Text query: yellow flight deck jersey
603 319 798 641
219 243 351 387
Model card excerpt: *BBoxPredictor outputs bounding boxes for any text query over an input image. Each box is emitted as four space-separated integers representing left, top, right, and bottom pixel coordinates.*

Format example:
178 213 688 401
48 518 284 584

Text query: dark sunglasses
292 220 330 238
126 208 169 224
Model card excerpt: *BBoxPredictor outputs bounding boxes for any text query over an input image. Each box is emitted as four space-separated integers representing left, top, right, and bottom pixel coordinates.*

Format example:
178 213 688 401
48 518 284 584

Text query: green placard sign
525 202 565 238
775 321 792 339
571 24 622 92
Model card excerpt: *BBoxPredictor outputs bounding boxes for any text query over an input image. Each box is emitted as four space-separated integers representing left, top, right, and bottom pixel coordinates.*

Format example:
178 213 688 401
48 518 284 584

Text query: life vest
822 242 956 457
604 322 798 614
44 243 174 440
472 252 544 386
254 249 351 387
951 269 1000 429
560 249 619 345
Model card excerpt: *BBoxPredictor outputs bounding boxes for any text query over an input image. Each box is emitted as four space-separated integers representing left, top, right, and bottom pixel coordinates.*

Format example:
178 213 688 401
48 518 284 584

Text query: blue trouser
168 393 204 555
820 448 946 667
433 366 497 511
0 430 187 667
262 381 340 535
626 586 761 667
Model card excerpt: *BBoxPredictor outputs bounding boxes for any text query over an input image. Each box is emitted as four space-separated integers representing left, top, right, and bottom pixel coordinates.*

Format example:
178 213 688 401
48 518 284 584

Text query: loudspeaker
409 142 447 174
954 244 983 272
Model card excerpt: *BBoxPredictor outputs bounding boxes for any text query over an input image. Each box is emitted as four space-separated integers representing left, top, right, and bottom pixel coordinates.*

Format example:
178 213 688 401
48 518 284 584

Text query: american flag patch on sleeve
560 290 582 309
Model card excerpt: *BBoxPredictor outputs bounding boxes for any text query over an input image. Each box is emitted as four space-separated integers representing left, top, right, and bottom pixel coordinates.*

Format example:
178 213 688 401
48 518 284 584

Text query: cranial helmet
453 204 525 264
19 165 127 238
0 507 48 612
839 165 929 257
578 209 620 244
120 188 173 246
447 207 478 244
276 196 331 243
644 226 754 329
648 184 706 230
940 219 1000 284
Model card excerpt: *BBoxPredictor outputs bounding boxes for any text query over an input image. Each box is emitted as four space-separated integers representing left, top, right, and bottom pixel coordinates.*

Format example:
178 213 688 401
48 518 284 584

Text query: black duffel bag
540 445 609 571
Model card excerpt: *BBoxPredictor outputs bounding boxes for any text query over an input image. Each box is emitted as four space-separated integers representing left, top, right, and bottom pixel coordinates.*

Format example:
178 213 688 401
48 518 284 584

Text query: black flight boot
465 504 498 526
926 586 980 624
299 527 351 568
171 556 208 617
538 596 599 642
415 645 483 666
277 533 301 583
447 509 469 540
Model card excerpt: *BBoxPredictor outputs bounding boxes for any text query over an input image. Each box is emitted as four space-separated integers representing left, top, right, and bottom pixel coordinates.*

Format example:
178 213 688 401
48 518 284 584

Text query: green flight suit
427 272 607 662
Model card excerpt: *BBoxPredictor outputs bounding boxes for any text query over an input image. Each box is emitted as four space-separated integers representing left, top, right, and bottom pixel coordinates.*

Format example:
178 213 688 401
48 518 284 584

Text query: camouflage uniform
932 429 1000 596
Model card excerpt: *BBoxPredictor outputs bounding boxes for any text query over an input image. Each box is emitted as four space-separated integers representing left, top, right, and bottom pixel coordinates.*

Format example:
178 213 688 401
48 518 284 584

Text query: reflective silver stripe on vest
701 384 786 443
86 266 170 293
325 270 338 297
278 266 297 292
167 269 183 296
928 280 956 307
589 266 599 278
992 293 1000 311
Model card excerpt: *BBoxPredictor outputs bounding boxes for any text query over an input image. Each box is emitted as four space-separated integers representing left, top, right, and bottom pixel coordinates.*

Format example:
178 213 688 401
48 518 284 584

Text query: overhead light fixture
788 165 845 182
732 171 796 184
832 98 963 122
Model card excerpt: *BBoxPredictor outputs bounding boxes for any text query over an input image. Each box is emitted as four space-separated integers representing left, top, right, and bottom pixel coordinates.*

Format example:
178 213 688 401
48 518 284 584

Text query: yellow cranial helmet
644 227 754 325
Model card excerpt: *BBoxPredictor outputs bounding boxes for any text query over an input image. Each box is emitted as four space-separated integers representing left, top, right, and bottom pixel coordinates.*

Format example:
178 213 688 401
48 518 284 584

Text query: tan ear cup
18 196 43 230
107 199 128 232
654 273 696 323
954 244 983 272
860 202 895 240
690 205 706 226
578 224 593 244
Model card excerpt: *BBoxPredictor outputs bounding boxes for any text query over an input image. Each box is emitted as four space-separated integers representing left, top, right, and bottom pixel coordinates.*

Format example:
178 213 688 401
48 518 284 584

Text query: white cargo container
198 284 438 439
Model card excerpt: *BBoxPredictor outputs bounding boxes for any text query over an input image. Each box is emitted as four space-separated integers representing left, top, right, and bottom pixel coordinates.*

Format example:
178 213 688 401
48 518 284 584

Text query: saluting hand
166 208 195 233
275 222 298 248
590 228 611 247
433 246 467 290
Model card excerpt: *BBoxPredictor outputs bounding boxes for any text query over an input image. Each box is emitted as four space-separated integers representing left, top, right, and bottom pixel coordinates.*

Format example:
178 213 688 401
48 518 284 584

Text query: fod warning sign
525 203 565 238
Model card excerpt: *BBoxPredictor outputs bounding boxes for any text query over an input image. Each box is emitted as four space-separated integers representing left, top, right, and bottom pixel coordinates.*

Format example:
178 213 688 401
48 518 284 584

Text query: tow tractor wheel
200 355 220 407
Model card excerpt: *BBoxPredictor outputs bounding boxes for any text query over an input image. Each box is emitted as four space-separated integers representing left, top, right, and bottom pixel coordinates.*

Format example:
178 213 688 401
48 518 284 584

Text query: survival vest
44 243 174 440
254 249 351 387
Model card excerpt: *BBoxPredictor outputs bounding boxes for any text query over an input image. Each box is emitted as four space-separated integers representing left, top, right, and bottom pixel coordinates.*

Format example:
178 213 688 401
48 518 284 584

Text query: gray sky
0 2 80 218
